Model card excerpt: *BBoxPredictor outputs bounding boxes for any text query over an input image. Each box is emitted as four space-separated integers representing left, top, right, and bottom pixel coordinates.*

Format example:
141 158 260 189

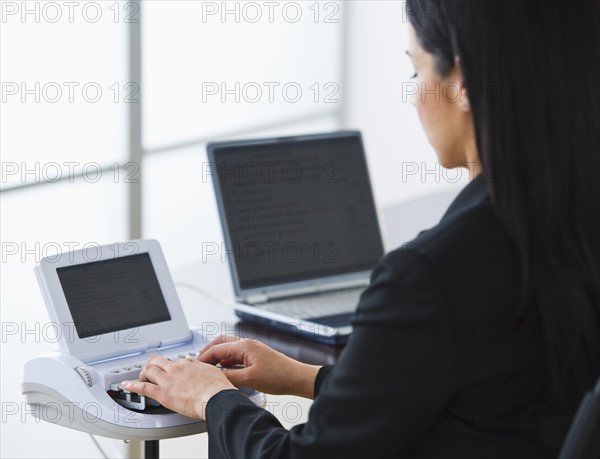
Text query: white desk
164 258 315 458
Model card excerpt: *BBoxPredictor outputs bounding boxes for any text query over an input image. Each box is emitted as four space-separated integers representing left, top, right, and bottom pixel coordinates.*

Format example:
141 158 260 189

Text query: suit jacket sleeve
313 365 334 398
205 249 458 458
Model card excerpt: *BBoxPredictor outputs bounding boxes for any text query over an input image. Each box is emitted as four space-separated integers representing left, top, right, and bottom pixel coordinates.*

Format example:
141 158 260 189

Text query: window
0 2 346 457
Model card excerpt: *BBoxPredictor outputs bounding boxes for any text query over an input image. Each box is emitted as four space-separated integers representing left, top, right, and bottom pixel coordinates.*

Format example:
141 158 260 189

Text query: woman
123 1 600 457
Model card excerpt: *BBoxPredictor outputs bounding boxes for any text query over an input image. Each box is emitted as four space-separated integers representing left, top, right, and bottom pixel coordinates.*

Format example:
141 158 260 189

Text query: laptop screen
57 253 172 339
210 132 385 290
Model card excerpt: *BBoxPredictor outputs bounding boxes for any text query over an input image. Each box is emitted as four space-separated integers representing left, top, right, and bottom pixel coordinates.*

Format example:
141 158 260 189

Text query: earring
458 89 470 111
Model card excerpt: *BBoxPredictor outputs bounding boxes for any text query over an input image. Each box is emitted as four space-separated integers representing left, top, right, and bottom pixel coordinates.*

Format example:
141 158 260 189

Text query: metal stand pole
144 440 159 459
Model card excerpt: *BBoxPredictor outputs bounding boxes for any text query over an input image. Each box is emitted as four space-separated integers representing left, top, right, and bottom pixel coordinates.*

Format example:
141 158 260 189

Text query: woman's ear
455 56 470 112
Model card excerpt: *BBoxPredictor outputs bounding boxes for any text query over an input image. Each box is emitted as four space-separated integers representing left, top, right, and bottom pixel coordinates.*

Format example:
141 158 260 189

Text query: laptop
207 131 386 345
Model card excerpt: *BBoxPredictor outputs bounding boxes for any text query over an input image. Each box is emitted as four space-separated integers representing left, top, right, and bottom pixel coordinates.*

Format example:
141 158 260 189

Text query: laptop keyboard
258 287 364 319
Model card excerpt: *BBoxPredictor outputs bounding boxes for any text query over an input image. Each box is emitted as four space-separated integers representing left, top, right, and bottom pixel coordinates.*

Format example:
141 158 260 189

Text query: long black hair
405 0 600 396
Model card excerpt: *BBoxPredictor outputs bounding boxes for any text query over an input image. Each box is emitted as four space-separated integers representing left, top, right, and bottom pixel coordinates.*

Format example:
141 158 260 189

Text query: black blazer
205 175 567 458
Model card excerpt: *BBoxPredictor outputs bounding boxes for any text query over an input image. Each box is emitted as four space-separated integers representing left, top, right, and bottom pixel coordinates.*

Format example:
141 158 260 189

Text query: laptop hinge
242 278 369 305
245 285 321 304
244 294 268 304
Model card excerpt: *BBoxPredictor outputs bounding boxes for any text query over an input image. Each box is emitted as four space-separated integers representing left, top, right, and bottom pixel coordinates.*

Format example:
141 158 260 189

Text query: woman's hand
198 336 322 399
121 355 236 419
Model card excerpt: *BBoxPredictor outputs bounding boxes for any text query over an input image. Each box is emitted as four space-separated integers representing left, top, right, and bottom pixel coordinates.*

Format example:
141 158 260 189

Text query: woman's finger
147 354 173 371
218 358 239 367
199 335 240 357
221 366 249 387
198 341 247 365
139 363 167 385
121 380 160 399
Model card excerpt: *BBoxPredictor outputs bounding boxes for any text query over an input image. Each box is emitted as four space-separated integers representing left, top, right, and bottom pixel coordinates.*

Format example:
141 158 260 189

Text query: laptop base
234 310 349 346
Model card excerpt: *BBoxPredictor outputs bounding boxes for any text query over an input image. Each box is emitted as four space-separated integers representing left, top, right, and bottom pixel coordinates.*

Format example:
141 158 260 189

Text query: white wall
343 1 468 212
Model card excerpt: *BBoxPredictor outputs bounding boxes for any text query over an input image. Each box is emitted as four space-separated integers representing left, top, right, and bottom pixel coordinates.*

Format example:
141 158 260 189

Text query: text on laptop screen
57 253 172 339
212 134 385 290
